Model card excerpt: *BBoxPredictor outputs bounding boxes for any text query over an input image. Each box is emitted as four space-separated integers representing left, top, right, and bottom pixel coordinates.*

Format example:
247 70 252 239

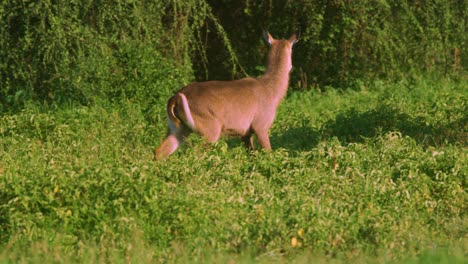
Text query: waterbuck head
264 31 298 73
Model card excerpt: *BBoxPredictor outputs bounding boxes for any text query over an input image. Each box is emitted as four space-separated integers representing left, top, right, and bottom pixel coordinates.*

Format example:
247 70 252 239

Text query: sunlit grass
0 78 466 262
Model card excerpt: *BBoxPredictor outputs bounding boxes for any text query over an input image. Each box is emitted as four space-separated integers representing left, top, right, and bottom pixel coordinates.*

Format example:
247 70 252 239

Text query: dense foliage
206 0 466 87
1 0 213 109
0 0 466 110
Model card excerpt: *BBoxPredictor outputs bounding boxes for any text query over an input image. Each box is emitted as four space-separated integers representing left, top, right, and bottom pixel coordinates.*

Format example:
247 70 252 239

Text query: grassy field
0 78 466 263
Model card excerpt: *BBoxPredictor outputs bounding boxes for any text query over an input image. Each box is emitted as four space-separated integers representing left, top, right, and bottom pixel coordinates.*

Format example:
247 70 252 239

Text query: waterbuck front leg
254 129 272 150
252 114 274 150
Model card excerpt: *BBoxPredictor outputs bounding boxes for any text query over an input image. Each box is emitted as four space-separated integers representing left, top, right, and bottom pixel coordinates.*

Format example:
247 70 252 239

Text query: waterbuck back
155 32 298 160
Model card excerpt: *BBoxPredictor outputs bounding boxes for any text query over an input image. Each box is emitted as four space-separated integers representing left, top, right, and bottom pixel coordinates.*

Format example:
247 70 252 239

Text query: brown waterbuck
155 32 298 160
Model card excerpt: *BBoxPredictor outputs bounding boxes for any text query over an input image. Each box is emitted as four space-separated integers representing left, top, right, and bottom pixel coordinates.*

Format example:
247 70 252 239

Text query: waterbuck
155 32 298 160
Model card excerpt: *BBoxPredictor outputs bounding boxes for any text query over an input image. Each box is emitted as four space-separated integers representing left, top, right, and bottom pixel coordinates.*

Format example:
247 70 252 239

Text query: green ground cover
0 78 466 263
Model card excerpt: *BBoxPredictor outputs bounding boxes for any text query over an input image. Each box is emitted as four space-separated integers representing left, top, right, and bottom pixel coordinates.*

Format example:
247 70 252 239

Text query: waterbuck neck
259 40 293 100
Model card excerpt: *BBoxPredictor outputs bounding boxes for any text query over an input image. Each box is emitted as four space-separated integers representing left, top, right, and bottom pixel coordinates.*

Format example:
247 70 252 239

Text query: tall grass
0 78 466 262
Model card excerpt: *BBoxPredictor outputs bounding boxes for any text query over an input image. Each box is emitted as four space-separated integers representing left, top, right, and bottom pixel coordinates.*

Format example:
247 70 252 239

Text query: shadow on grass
320 104 467 147
223 126 321 152
270 126 322 151
220 104 466 152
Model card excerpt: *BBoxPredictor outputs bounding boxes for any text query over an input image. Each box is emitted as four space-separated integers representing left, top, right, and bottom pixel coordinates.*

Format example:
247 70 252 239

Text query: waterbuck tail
167 93 196 132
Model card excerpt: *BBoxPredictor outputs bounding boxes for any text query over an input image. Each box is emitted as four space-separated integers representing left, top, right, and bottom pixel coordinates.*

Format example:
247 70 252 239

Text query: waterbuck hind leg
155 126 192 160
242 133 255 150
155 133 179 160
196 120 222 143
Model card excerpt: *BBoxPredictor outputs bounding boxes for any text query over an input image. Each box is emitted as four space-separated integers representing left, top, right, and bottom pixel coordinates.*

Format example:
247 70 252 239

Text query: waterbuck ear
263 30 274 46
289 32 299 45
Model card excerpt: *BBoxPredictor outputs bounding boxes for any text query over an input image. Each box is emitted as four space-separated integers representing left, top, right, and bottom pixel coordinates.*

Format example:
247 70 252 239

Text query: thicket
0 0 466 110
204 0 466 88
0 0 228 111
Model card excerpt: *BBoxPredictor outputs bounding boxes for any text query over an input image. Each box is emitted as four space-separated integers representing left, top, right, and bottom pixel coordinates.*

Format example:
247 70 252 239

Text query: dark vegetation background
0 0 466 111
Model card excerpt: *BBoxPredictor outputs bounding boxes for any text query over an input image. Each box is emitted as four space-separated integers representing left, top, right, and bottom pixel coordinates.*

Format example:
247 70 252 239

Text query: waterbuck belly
222 126 248 137
221 115 254 137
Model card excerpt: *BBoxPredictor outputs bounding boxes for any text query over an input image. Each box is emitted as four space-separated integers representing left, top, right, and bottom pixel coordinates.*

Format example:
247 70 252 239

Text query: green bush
202 0 466 88
2 1 465 111
0 0 228 111
71 40 192 113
